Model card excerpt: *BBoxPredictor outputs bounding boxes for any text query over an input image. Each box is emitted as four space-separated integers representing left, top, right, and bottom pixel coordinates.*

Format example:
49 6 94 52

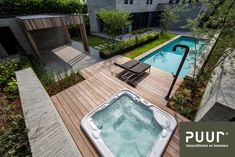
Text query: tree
169 0 235 120
160 5 183 34
186 0 235 97
97 9 131 43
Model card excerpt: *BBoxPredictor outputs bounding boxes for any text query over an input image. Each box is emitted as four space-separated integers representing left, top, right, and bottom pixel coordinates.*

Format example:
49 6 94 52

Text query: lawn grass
122 33 177 59
74 34 107 47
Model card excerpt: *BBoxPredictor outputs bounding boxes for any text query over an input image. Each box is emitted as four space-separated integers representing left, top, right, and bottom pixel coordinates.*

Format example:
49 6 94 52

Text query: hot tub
81 89 177 157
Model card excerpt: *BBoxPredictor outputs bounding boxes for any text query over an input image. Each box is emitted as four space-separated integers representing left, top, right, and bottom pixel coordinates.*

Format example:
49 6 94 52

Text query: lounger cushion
129 62 151 74
122 59 140 69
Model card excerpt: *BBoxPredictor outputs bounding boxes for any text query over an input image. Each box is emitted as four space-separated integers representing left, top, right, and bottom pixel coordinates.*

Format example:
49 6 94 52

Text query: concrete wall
87 0 116 32
31 27 69 52
0 43 8 58
195 51 235 121
116 0 169 13
0 17 34 55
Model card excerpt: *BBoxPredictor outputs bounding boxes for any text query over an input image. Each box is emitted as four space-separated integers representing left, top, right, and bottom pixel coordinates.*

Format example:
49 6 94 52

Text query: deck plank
51 55 189 157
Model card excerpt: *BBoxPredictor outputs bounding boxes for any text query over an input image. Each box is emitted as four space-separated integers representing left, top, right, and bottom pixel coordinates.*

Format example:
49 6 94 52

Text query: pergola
16 14 89 61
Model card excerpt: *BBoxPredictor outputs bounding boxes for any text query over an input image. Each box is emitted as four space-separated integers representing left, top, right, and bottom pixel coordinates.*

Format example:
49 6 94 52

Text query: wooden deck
51 55 189 157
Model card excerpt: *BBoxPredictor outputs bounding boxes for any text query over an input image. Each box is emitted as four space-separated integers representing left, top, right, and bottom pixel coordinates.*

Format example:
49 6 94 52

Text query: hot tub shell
81 89 177 157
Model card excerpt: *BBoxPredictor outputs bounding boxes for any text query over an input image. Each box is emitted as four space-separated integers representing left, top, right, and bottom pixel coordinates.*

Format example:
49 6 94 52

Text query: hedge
131 27 152 35
100 32 159 59
0 0 87 16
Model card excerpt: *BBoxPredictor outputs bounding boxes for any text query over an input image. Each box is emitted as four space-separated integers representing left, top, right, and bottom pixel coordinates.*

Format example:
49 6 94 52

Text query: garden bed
0 60 31 156
123 33 177 59
131 27 152 35
72 34 108 48
0 53 84 156
99 32 160 59
168 31 232 121
29 56 84 96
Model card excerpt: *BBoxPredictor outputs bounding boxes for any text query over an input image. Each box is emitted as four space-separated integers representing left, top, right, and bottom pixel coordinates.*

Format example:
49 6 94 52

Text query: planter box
99 35 159 59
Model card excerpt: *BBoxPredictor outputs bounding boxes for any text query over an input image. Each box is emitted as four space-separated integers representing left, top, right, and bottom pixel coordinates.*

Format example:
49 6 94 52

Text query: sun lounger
112 59 151 82
112 59 140 75
114 59 140 69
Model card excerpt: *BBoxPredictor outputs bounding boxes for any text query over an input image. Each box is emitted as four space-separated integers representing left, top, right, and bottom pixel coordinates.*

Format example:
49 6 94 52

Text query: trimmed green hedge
0 0 87 16
131 27 152 35
100 32 159 59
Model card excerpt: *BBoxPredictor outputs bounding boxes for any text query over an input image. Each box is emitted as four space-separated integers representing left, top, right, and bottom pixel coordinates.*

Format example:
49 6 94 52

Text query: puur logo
186 131 226 143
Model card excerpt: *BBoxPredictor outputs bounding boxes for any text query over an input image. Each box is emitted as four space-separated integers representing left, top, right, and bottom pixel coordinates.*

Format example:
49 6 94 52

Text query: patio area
50 55 189 157
42 40 102 73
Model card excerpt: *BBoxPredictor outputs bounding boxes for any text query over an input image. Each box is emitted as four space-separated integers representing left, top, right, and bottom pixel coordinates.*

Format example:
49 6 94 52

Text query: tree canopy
97 9 131 42
0 0 87 15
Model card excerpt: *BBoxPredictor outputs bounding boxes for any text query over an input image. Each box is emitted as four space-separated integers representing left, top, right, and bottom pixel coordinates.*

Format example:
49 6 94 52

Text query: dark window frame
130 0 133 4
147 0 153 5
124 0 128 4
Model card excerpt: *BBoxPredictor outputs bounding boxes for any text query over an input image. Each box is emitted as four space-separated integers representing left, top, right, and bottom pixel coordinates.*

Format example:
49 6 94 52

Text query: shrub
131 27 152 35
0 0 87 15
3 78 18 94
97 9 131 42
0 55 31 156
100 32 159 58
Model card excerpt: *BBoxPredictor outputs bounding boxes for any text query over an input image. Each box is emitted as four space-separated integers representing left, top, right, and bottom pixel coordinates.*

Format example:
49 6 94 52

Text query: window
124 0 128 4
146 0 152 5
130 0 133 4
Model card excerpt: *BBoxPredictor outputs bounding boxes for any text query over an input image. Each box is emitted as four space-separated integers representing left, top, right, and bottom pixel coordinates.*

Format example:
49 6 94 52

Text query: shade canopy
17 14 83 31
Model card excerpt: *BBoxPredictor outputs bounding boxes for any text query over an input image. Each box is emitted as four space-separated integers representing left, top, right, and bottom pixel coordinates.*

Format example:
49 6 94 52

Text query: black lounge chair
112 59 151 82
114 59 140 70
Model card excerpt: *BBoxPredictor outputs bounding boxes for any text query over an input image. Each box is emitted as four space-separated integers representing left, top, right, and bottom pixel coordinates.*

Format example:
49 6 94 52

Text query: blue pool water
92 95 162 157
140 36 206 77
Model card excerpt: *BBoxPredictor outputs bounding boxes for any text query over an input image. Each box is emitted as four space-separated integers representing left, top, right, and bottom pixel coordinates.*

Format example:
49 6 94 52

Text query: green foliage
0 56 31 156
29 56 84 96
3 78 18 94
170 88 199 120
160 5 183 34
0 0 87 15
100 32 159 55
170 0 235 120
0 112 30 157
73 34 108 47
0 61 19 87
131 27 152 35
123 33 177 59
97 9 131 42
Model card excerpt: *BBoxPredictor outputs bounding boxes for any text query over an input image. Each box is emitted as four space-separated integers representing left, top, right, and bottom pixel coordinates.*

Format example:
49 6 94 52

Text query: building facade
87 0 202 33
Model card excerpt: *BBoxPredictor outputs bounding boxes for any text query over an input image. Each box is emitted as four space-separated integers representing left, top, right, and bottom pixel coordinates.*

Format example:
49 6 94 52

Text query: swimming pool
140 36 206 77
81 89 177 157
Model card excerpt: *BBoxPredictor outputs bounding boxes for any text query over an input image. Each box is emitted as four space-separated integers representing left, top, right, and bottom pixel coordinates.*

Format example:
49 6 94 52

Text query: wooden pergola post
25 31 42 61
79 16 90 53
62 26 71 45
17 20 42 61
